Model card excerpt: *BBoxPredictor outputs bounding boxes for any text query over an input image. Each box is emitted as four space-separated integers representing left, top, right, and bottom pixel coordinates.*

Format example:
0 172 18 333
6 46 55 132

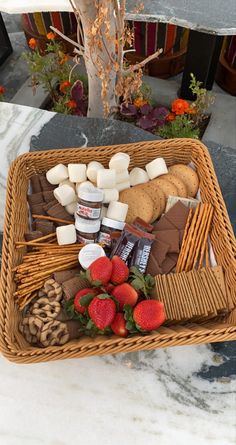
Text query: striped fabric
131 21 189 57
225 36 236 69
22 12 77 36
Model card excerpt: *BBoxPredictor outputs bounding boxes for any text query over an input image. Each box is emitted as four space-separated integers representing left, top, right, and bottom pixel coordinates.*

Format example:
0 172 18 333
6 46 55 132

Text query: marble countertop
1 0 236 35
0 102 235 445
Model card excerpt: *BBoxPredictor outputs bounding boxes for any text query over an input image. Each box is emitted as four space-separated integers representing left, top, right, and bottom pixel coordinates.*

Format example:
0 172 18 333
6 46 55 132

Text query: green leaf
130 277 143 290
124 304 133 320
97 293 110 300
79 293 95 307
86 319 95 330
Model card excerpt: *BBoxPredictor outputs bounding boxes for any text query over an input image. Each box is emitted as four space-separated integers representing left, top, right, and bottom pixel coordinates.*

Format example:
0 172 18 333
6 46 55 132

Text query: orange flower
28 38 37 50
60 80 71 94
0 85 5 95
165 112 176 122
59 54 69 65
133 97 148 108
67 99 77 109
171 99 189 115
47 32 56 40
185 106 197 115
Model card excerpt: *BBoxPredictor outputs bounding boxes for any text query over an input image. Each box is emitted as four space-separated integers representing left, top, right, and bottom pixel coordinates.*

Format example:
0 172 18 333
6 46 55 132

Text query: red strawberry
87 257 112 286
111 313 128 337
112 283 138 310
110 256 129 284
88 296 116 330
133 300 165 331
104 283 115 294
74 288 98 314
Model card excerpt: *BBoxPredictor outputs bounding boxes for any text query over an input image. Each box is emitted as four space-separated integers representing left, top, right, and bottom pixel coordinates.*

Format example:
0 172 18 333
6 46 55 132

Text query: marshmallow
87 161 104 183
97 169 116 189
68 164 87 183
145 157 168 180
46 164 68 185
101 205 108 219
65 201 77 215
59 179 76 191
116 180 130 192
116 170 129 184
54 184 76 206
56 224 77 245
76 181 95 195
109 152 130 172
129 167 149 186
102 188 119 204
107 201 128 222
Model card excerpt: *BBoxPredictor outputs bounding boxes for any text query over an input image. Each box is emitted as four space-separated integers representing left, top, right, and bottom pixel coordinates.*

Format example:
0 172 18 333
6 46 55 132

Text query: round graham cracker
159 173 188 198
149 177 178 199
119 188 154 224
138 182 166 221
168 164 199 197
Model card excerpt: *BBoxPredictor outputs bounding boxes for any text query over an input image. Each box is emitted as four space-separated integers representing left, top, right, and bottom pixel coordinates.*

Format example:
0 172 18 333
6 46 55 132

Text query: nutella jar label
98 231 111 247
77 203 101 220
77 235 95 245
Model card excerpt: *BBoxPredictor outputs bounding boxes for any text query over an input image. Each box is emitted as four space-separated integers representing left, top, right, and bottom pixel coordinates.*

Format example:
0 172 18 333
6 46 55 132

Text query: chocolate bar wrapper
129 236 154 273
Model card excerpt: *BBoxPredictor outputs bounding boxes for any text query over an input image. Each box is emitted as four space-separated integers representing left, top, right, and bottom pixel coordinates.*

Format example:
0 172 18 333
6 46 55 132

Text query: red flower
47 32 56 40
66 99 77 109
28 38 37 50
171 99 189 115
59 80 71 94
165 112 176 122
59 54 69 65
0 85 5 95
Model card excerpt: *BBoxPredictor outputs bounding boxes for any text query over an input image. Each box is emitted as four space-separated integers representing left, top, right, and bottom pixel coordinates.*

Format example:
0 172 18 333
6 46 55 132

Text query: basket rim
1 138 236 363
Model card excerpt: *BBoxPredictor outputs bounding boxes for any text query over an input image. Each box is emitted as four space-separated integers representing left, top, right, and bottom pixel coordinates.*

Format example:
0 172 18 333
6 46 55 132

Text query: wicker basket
0 139 236 364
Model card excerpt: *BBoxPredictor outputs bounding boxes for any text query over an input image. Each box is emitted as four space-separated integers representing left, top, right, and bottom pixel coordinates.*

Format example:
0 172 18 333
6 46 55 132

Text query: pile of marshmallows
46 153 168 246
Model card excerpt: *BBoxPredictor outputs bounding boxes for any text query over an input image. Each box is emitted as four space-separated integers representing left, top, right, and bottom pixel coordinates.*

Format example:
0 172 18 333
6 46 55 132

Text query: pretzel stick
175 208 193 272
205 240 209 267
15 232 56 246
32 214 73 224
198 206 214 269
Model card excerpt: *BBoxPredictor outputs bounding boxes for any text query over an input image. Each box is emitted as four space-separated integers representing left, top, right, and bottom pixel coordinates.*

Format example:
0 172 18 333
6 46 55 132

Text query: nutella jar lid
78 244 106 269
79 186 103 202
75 216 101 233
101 217 125 231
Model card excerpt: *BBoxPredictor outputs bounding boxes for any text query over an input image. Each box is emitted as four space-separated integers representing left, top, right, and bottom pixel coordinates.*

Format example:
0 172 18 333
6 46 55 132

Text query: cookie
141 182 166 217
159 173 188 198
119 188 154 224
168 164 199 198
149 177 178 199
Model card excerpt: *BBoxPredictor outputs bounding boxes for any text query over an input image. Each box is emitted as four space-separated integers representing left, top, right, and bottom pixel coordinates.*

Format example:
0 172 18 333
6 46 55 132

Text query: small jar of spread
77 186 103 220
75 216 101 244
98 217 125 247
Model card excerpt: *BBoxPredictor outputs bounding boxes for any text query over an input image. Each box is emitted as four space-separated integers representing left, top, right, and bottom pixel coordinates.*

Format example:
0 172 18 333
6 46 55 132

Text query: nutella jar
98 217 125 247
75 216 101 244
77 185 103 220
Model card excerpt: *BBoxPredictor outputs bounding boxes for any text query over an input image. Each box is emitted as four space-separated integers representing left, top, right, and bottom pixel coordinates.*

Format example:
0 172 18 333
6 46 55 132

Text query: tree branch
126 48 163 72
50 25 85 53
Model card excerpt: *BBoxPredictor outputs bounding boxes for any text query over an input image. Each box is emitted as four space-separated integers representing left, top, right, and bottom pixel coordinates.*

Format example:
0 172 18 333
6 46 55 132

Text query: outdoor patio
0 4 235 445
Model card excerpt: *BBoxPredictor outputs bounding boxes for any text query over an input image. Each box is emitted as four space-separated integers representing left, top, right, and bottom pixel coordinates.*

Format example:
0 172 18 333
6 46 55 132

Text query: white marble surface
0 101 235 445
0 345 235 445
0 102 55 231
1 0 236 34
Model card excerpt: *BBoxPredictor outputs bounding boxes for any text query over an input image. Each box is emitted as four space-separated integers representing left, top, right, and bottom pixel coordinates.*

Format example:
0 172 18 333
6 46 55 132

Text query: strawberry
104 283 115 294
112 283 138 310
133 300 165 331
87 257 112 286
110 256 129 284
74 288 98 314
111 313 128 337
88 295 116 330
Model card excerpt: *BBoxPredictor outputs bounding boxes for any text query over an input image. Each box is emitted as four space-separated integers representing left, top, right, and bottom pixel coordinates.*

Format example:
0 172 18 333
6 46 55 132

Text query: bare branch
127 48 163 72
50 25 85 53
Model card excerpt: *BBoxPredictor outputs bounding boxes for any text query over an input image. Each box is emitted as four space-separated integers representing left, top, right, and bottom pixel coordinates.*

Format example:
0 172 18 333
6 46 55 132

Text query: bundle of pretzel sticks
176 202 214 272
14 232 83 310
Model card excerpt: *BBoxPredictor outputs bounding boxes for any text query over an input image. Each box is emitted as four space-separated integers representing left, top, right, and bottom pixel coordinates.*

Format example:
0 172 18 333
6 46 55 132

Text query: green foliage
189 73 215 118
129 266 155 298
22 39 81 113
158 114 200 139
